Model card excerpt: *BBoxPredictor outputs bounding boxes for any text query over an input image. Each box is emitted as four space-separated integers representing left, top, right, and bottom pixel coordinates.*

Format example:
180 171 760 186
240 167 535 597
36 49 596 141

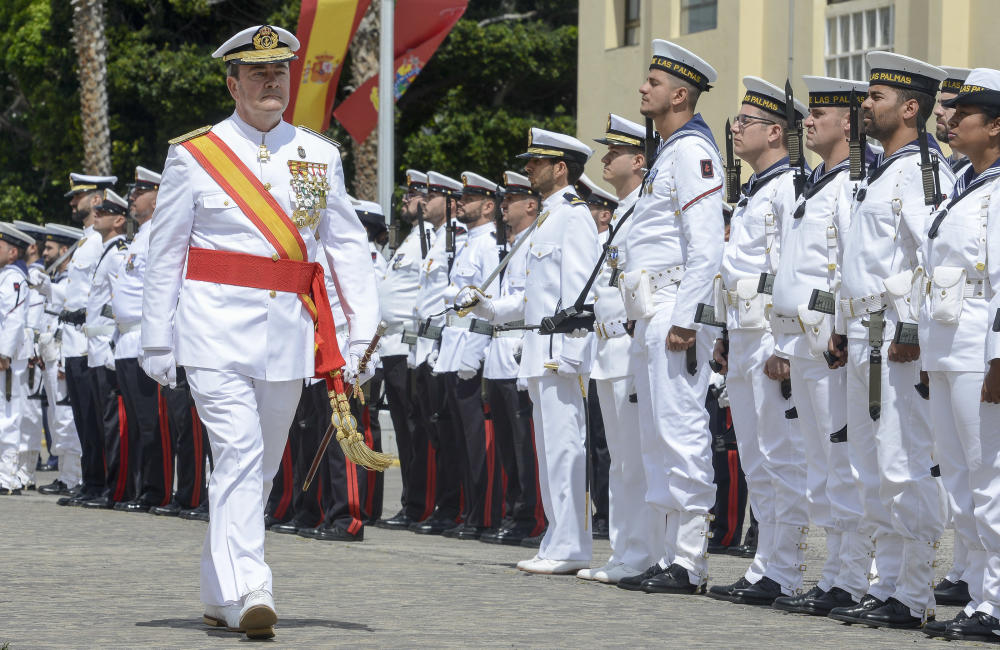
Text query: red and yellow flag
333 0 467 143
284 0 370 131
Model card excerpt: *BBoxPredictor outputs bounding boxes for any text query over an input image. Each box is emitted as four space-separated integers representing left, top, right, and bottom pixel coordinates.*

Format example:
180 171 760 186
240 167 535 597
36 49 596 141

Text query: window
825 3 894 80
681 0 717 34
623 0 640 46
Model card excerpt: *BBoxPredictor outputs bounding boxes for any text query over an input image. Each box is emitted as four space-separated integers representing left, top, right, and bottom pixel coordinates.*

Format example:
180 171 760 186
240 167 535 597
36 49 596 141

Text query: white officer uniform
141 26 379 618
380 171 429 359
920 69 1000 623
771 76 871 601
0 224 34 493
580 153 660 577
35 224 84 490
622 41 723 587
481 128 599 566
838 52 953 619
112 217 152 361
87 191 129 372
12 221 47 488
435 173 499 376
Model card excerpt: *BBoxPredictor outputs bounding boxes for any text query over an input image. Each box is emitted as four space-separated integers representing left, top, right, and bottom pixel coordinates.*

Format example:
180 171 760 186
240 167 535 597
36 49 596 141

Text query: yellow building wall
577 0 1000 191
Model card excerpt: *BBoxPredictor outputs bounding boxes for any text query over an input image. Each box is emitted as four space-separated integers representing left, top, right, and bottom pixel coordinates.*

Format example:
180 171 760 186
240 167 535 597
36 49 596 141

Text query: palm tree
71 0 111 175
348 3 380 200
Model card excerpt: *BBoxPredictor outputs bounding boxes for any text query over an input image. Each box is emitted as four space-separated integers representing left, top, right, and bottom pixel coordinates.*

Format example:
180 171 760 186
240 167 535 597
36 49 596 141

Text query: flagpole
377 0 394 224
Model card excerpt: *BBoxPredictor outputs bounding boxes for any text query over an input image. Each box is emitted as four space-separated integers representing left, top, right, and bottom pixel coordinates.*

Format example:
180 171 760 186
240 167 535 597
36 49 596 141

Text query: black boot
772 585 825 613
934 578 971 606
617 564 666 592
944 611 1000 641
923 611 967 638
777 586 855 616
641 563 705 595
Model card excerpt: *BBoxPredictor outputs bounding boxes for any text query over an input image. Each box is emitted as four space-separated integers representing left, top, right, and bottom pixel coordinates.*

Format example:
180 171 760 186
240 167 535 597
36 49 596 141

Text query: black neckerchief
793 159 849 219
927 155 1000 239
737 157 791 207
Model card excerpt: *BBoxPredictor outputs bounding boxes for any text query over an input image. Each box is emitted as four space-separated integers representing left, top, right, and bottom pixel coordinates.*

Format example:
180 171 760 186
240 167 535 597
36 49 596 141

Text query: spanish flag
284 0 370 131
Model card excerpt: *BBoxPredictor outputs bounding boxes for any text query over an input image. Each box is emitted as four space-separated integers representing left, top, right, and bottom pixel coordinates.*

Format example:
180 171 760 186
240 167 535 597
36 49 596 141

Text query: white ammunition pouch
38 332 59 363
619 266 685 320
727 278 768 330
797 304 832 358
882 269 916 322
928 266 967 324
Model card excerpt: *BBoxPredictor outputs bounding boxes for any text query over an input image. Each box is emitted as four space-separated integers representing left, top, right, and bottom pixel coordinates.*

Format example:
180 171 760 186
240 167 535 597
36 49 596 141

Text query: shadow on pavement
136 617 375 633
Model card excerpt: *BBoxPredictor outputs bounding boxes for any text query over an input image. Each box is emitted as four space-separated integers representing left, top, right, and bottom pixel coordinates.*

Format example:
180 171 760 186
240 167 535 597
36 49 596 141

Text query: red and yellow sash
181 131 345 376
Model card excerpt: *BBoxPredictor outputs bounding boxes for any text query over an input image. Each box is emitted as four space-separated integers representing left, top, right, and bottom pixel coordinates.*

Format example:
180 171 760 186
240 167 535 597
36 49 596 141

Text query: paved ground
1 468 984 649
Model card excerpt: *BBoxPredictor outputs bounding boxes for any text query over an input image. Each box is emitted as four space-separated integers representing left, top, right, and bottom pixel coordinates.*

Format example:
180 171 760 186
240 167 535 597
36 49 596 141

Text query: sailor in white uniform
829 52 953 629
140 25 379 639
615 40 724 596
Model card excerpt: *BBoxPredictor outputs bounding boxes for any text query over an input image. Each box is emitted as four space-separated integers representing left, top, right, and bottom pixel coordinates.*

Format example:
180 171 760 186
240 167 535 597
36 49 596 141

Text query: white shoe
593 562 644 584
578 560 623 582
203 603 242 631
239 586 277 639
516 555 540 570
519 558 591 575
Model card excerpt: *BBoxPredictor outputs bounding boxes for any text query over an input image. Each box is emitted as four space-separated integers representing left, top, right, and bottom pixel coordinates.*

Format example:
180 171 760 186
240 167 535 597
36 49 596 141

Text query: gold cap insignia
253 26 279 51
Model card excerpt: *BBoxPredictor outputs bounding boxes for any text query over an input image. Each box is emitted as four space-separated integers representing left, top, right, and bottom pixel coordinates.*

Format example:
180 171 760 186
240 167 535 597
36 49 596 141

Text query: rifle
849 90 867 181
415 201 429 258
725 120 742 203
917 119 944 206
494 193 509 283
445 191 456 275
785 80 806 197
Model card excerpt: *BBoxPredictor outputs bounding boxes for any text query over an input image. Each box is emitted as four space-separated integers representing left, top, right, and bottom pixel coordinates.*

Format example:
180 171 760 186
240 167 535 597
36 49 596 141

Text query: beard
71 207 90 222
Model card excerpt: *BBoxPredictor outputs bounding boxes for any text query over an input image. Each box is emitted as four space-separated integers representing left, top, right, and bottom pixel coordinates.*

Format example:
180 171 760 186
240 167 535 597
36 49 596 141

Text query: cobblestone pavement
1 468 985 648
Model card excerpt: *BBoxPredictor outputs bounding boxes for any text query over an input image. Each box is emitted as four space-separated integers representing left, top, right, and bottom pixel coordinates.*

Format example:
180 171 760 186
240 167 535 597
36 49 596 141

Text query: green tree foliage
0 0 576 221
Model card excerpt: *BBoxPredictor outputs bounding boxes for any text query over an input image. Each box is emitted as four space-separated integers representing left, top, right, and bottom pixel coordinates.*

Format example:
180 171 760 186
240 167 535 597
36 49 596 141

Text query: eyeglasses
731 114 777 130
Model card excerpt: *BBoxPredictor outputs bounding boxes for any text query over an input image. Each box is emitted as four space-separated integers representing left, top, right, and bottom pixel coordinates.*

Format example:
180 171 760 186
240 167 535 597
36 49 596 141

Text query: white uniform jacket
491 185 599 379
483 228 529 381
0 262 28 360
626 114 725 328
111 222 150 360
38 270 66 366
413 224 465 366
21 261 45 361
840 138 956 339
920 161 1000 370
86 235 127 369
591 186 639 381
379 228 426 357
141 112 379 381
435 221 499 374
61 226 102 358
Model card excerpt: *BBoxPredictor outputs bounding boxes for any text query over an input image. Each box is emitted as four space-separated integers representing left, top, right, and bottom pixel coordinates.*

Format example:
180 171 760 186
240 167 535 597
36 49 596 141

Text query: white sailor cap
741 76 807 120
802 76 868 108
405 169 428 193
96 189 128 216
866 52 946 96
461 172 499 198
134 166 162 191
650 40 717 91
0 223 35 250
212 25 299 65
11 221 46 243
942 68 1000 108
65 172 117 198
940 67 973 94
426 172 463 196
516 128 593 164
594 113 645 148
44 223 84 246
501 171 535 196
576 175 618 211
355 200 386 230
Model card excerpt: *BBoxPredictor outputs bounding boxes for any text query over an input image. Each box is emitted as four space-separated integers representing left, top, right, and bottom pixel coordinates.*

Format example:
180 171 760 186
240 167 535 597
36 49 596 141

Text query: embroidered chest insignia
287 160 330 229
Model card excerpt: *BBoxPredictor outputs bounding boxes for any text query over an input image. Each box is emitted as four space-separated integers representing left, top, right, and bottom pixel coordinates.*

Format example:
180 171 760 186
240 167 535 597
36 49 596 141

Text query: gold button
272 254 279 261
224 200 230 206
270 290 277 298
264 182 272 190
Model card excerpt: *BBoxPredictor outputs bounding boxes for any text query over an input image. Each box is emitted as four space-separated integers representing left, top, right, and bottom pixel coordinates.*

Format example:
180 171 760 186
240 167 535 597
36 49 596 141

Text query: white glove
455 286 481 309
343 342 378 388
457 363 478 380
28 268 51 296
104 357 116 371
544 356 580 377
140 349 177 388
516 376 528 391
426 348 439 370
566 327 589 338
454 287 495 320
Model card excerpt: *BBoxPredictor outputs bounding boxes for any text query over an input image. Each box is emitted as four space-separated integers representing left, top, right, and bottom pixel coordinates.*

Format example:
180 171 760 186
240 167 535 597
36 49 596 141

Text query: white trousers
726 329 808 594
630 301 714 582
845 337 946 615
0 360 28 489
928 371 987 612
16 365 45 487
186 367 302 607
973 394 1000 618
43 364 81 487
789 355 869 598
526 375 592 562
595 376 660 571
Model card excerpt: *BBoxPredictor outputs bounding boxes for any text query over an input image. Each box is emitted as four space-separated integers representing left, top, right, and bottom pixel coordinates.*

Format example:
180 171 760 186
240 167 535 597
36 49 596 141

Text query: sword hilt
454 285 488 318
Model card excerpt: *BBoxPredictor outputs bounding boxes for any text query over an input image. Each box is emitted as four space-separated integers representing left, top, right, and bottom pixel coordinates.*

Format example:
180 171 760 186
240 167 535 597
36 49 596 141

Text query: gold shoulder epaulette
168 125 212 146
297 125 342 148
564 193 587 206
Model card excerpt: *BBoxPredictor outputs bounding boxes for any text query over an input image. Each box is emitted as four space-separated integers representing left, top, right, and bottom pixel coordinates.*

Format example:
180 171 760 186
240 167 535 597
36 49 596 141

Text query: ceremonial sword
302 321 387 491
